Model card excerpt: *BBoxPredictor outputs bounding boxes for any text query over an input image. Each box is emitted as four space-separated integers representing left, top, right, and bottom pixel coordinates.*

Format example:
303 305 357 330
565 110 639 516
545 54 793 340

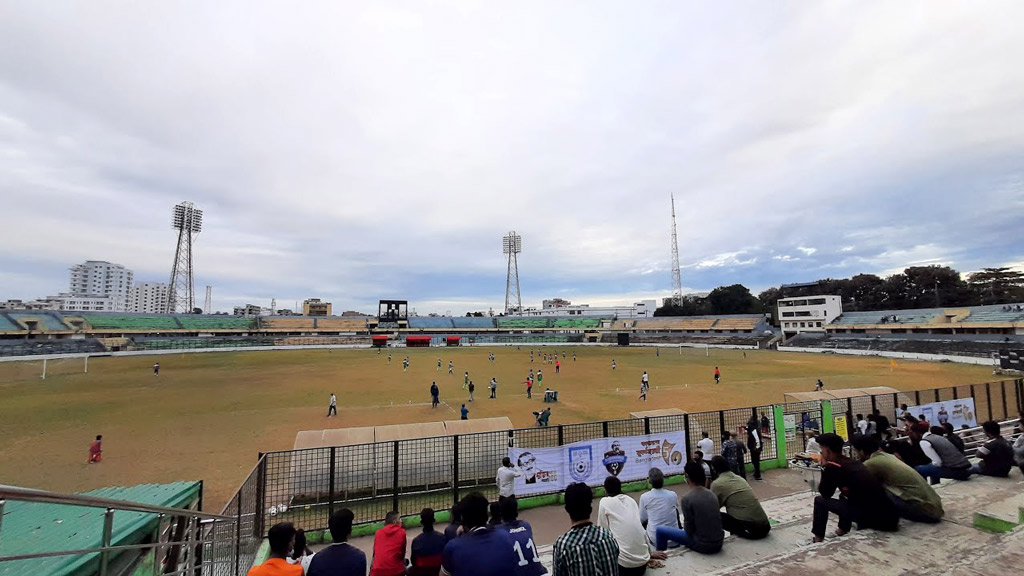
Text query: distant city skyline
1 3 1022 315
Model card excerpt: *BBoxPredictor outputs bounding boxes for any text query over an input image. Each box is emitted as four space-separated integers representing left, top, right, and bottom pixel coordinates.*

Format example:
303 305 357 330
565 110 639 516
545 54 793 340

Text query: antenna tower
166 201 203 313
503 231 523 315
204 286 212 314
670 195 683 305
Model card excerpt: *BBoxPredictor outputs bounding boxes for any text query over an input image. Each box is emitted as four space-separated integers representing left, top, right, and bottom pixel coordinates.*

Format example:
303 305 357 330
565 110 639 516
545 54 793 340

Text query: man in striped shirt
552 483 619 576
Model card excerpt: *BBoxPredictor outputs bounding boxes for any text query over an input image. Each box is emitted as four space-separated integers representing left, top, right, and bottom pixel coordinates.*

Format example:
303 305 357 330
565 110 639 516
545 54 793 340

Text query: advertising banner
833 415 849 442
509 431 687 496
784 414 797 442
906 398 977 429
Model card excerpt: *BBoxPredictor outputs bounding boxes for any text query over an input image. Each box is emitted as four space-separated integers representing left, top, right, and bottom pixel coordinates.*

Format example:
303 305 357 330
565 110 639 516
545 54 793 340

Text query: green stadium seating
0 314 22 332
496 318 551 329
81 315 182 330
550 317 601 329
176 316 254 330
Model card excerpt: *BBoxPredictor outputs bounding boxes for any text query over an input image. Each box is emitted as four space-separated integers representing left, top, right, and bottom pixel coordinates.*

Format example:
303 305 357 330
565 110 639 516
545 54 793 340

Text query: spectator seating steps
635 318 717 331
711 317 760 331
407 317 456 329
314 318 371 331
7 312 72 331
450 317 498 329
550 318 601 329
496 318 552 329
80 315 182 330
0 313 21 332
175 316 253 330
262 317 316 330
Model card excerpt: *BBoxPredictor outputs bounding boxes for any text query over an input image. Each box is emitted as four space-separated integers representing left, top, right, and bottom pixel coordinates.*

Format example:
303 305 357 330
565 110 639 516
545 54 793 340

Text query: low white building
520 299 657 318
0 298 63 311
47 294 119 312
777 295 843 337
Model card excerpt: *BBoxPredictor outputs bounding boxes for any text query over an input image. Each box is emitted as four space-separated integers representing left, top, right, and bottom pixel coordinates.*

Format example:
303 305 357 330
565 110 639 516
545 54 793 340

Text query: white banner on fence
905 398 978 429
508 431 687 496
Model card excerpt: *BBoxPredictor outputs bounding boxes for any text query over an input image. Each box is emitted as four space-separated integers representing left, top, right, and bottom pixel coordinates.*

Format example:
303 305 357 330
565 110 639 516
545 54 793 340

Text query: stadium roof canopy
784 386 900 403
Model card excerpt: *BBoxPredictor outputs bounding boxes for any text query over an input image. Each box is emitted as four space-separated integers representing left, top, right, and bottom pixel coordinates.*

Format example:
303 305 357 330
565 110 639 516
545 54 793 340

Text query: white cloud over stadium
1 2 1023 314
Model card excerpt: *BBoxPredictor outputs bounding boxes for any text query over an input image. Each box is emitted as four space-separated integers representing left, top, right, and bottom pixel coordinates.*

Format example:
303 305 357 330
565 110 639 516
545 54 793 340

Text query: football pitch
0 345 995 508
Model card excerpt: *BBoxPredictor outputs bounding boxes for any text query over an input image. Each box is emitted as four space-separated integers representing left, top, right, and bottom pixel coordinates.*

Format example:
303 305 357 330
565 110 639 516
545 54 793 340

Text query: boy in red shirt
88 435 102 463
369 511 407 576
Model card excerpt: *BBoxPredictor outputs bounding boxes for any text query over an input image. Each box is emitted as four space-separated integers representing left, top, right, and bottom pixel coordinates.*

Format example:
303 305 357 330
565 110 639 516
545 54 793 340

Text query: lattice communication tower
670 194 683 305
503 231 522 315
166 201 203 313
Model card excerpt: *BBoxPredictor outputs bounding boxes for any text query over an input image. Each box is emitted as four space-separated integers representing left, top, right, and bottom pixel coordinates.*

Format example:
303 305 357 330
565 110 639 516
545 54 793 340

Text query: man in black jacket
809 433 899 543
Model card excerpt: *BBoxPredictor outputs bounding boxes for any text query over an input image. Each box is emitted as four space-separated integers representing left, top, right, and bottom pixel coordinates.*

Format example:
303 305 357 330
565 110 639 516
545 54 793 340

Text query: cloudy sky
1 2 1023 314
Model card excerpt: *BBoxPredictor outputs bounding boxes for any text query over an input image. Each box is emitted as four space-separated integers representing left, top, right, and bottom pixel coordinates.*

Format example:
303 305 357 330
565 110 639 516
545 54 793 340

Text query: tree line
654 266 1024 317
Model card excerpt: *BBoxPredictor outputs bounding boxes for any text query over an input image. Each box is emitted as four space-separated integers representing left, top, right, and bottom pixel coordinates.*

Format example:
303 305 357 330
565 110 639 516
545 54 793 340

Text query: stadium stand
496 317 551 329
131 337 276 351
635 318 718 331
175 316 254 331
7 311 71 332
314 317 370 331
550 317 602 329
79 314 182 331
407 317 456 329
0 338 107 357
711 317 761 331
783 332 1024 358
260 317 316 330
450 317 498 329
0 313 21 332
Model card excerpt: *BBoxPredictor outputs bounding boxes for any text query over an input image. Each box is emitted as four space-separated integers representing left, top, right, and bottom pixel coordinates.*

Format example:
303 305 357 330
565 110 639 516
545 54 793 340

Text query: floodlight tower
166 201 203 313
670 195 683 305
204 286 212 314
503 231 523 315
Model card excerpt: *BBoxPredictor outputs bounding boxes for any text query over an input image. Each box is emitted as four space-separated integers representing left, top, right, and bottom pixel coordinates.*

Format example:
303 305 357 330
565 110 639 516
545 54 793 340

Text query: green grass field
0 345 996 509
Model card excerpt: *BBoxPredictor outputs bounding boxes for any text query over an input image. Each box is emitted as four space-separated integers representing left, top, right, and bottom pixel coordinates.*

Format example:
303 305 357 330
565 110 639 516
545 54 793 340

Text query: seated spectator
287 529 315 573
972 420 1014 478
909 422 973 485
488 501 503 529
410 508 446 576
805 430 821 458
808 433 899 544
444 504 462 541
853 435 943 524
1012 420 1024 476
597 476 651 575
693 452 712 487
441 492 520 576
639 468 681 549
306 509 366 576
369 511 407 576
552 483 620 576
653 461 724 554
248 522 303 576
496 497 547 576
941 422 967 454
721 431 747 478
710 456 770 540
873 409 892 440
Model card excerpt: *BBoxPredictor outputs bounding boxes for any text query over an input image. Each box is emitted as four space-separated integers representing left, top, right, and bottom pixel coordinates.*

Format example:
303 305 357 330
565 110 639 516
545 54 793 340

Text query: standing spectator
710 456 770 540
497 457 522 501
692 452 712 486
759 414 771 438
909 422 972 485
552 482 619 576
972 420 1014 477
369 511 407 576
1012 420 1024 476
431 382 440 409
597 476 651 575
410 508 446 576
697 432 714 462
497 497 547 576
441 492 520 576
941 423 967 453
856 414 868 436
852 435 943 524
638 468 680 549
461 404 469 420
307 509 365 576
745 416 762 481
88 435 102 464
248 522 303 576
653 462 723 554
327 393 337 417
721 431 747 478
287 529 315 573
444 504 462 542
808 433 899 544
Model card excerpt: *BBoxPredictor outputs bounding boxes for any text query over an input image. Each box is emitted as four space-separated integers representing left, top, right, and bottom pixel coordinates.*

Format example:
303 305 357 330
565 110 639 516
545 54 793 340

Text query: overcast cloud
1 2 1022 314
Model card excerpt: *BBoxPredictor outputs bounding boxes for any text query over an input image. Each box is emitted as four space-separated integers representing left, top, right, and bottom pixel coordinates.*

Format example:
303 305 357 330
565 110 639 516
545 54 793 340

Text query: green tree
707 284 762 315
967 267 1024 304
654 295 711 316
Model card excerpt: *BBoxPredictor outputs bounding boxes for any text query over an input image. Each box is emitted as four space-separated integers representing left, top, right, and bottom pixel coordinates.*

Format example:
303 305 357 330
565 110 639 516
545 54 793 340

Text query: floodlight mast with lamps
166 201 203 313
503 231 522 315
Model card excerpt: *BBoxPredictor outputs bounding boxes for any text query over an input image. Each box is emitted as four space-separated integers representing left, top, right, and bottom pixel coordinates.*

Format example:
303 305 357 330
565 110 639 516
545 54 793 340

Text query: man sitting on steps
853 434 943 524
710 456 771 540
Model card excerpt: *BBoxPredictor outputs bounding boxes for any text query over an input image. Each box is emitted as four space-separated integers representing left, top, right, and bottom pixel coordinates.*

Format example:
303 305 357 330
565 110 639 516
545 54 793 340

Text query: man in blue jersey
497 497 547 575
306 509 366 576
441 492 520 576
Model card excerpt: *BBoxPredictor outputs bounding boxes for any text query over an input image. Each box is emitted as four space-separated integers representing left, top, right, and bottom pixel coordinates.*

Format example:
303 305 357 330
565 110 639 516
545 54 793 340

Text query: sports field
0 345 996 508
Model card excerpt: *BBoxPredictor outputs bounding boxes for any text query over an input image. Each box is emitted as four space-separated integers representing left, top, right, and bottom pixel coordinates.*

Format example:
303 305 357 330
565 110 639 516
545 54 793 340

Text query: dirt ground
0 345 996 509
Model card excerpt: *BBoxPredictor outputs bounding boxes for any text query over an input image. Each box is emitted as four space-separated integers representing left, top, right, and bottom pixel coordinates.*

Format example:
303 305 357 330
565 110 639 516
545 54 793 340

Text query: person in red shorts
88 435 102 464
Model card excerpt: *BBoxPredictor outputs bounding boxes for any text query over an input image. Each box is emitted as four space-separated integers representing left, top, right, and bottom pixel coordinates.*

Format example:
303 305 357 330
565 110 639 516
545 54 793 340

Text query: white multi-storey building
67 261 133 311
520 299 658 318
129 282 170 314
777 295 843 337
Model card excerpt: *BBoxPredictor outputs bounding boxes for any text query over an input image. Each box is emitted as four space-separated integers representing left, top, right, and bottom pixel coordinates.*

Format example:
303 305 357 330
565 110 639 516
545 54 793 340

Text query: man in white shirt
327 393 337 417
638 468 681 548
697 432 714 476
495 457 522 501
857 414 868 436
598 476 652 575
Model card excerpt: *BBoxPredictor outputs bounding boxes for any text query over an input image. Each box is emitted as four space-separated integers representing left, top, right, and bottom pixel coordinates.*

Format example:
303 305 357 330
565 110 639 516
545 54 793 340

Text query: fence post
452 435 460 508
235 496 241 576
392 441 400 514
822 401 834 434
772 405 787 468
952 386 959 400
643 417 650 436
1001 380 1008 420
933 389 940 403
870 395 877 415
986 382 994 421
99 508 114 576
328 447 337 519
557 425 564 446
915 390 921 405
1018 379 1024 413
255 455 266 538
683 414 692 459
718 411 726 435
602 421 609 438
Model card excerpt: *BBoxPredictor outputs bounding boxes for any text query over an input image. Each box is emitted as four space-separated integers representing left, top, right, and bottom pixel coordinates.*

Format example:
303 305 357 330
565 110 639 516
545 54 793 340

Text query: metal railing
0 485 240 576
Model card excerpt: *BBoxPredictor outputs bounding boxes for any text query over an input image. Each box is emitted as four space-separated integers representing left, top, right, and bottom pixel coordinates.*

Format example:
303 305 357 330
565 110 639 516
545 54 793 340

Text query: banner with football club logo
508 431 687 496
